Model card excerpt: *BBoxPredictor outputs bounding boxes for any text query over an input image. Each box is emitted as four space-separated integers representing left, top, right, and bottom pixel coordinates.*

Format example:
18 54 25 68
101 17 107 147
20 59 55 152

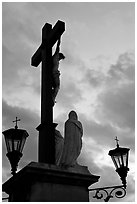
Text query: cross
31 20 65 164
115 136 119 147
13 117 21 129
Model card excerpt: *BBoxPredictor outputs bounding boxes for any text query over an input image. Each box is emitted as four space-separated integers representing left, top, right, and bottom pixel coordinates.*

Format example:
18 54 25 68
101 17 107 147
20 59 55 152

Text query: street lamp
89 137 130 202
108 137 130 188
3 117 29 175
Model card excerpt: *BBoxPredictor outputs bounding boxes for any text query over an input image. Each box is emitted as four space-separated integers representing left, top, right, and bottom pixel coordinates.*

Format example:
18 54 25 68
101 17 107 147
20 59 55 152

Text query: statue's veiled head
68 111 78 120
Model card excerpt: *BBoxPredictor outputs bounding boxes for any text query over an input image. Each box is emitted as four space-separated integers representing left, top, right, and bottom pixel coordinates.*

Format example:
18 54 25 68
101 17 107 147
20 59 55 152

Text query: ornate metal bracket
89 185 126 202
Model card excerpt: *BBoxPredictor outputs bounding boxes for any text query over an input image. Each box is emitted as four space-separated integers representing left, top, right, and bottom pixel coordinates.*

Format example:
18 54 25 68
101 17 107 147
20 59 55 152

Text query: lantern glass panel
14 140 21 151
7 139 13 152
123 152 128 167
19 137 26 153
113 156 123 169
111 156 118 169
5 137 10 152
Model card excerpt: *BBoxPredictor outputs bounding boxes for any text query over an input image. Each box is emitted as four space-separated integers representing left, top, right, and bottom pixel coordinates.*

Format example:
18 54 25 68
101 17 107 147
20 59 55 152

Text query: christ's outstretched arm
54 37 61 55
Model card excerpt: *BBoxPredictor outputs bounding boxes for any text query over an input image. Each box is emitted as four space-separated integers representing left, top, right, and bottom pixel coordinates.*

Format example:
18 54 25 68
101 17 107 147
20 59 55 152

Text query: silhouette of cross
115 136 119 147
31 20 65 164
13 117 21 129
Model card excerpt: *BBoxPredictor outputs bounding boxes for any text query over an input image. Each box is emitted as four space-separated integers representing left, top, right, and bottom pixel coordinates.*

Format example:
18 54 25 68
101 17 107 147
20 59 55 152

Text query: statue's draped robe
55 130 64 165
59 117 83 167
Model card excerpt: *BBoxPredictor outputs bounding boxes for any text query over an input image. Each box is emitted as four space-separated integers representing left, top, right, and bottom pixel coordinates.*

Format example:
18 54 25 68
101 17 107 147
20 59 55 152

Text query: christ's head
59 53 65 61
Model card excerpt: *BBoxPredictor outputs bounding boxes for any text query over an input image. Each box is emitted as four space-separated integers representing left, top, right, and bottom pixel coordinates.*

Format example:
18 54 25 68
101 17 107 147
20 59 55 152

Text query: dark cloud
108 52 135 82
79 114 117 147
97 83 135 130
80 51 134 90
84 69 105 87
80 55 112 88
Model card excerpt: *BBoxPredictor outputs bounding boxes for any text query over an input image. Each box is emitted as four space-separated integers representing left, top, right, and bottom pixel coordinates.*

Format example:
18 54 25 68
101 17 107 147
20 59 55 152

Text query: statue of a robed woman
59 111 83 167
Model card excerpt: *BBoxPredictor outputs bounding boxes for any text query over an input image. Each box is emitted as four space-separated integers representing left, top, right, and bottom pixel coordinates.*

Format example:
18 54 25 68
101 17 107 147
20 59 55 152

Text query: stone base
2 162 100 202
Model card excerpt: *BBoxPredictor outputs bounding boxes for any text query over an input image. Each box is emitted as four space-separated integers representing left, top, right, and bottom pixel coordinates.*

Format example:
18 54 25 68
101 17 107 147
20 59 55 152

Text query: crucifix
31 20 65 164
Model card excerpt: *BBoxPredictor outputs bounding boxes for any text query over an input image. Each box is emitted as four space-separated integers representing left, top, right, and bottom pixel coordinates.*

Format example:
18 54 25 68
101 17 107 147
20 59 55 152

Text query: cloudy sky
2 2 135 202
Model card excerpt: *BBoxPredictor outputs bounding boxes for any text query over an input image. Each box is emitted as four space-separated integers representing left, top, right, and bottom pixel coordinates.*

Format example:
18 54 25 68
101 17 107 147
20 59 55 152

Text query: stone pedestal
2 162 100 202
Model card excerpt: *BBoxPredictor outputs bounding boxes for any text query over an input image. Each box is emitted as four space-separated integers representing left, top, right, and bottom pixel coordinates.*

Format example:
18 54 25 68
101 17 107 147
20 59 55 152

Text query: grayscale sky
2 2 135 202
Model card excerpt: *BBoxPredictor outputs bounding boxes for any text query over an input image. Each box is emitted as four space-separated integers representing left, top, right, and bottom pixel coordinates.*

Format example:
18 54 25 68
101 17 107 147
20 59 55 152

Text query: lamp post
3 117 29 175
89 137 130 202
108 137 130 188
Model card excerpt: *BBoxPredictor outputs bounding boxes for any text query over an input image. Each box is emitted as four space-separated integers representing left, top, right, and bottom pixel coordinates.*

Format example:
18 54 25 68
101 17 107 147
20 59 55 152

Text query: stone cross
31 20 65 164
